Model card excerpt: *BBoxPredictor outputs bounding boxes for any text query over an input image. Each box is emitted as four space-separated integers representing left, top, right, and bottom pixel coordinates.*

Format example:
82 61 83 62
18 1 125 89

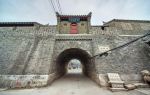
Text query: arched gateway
48 46 97 84
46 21 97 83
56 48 92 76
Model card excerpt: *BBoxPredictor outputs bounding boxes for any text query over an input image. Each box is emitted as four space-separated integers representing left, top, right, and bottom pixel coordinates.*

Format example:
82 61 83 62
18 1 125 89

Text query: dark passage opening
55 48 93 78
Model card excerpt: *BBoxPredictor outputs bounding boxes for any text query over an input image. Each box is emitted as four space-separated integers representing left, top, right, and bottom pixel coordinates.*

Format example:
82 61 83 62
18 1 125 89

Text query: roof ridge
104 19 150 25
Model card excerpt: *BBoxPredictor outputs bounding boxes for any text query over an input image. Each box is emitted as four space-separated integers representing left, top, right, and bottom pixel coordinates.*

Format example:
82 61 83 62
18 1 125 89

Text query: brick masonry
0 20 150 88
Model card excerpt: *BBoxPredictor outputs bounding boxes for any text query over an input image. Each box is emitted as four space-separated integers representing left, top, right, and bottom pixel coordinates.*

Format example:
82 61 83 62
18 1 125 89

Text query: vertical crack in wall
22 37 40 74
48 39 56 74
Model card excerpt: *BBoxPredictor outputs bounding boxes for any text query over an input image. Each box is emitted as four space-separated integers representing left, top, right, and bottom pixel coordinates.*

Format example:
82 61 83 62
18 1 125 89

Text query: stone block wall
0 20 150 88
92 34 150 86
93 35 150 74
0 35 33 74
103 20 150 35
0 29 56 88
23 37 55 75
0 75 49 88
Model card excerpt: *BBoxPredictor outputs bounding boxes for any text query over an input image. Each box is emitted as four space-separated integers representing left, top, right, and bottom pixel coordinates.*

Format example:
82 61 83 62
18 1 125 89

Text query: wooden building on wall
56 12 92 34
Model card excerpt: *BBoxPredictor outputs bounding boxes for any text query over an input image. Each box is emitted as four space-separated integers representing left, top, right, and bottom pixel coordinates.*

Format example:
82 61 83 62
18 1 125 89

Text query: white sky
0 0 150 25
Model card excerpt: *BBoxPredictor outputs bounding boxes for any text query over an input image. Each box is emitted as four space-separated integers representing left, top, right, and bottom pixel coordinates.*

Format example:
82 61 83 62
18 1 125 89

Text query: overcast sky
0 0 150 25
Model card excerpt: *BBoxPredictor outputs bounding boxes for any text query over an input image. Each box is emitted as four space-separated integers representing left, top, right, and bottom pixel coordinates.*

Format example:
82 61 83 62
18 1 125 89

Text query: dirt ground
0 69 150 95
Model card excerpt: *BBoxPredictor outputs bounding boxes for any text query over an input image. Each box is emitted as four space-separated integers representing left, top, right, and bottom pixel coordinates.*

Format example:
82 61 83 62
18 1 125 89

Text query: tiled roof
56 12 92 18
0 22 41 27
104 19 150 25
59 15 88 17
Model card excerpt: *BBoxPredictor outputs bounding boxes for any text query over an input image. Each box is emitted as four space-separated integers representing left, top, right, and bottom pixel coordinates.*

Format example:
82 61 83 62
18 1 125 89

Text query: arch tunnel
51 48 96 81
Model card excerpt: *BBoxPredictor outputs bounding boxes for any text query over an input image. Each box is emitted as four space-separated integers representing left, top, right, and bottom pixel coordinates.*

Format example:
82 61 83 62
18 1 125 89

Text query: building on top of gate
0 12 150 89
56 12 92 34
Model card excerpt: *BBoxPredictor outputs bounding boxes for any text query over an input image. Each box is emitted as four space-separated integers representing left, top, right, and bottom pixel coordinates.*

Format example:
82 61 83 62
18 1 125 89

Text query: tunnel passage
55 48 95 78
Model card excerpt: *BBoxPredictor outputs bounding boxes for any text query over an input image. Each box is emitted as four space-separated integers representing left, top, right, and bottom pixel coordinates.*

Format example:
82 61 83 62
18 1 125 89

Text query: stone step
0 88 8 91
110 88 127 92
124 84 137 90
133 83 150 88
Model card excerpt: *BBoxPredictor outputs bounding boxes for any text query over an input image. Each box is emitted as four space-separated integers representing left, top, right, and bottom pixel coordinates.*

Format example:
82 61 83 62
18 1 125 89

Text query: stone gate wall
0 28 56 88
0 21 150 88
92 33 150 86
48 34 97 83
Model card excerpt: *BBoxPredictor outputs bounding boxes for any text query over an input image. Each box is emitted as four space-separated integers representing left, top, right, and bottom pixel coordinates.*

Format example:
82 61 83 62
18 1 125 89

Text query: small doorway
70 23 78 34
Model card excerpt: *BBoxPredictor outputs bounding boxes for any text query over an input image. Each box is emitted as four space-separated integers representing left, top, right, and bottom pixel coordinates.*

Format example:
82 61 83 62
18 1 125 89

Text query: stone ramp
23 38 54 75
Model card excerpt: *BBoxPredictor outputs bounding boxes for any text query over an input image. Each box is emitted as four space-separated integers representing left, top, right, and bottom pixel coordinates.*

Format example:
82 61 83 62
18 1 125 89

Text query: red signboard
70 23 78 34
